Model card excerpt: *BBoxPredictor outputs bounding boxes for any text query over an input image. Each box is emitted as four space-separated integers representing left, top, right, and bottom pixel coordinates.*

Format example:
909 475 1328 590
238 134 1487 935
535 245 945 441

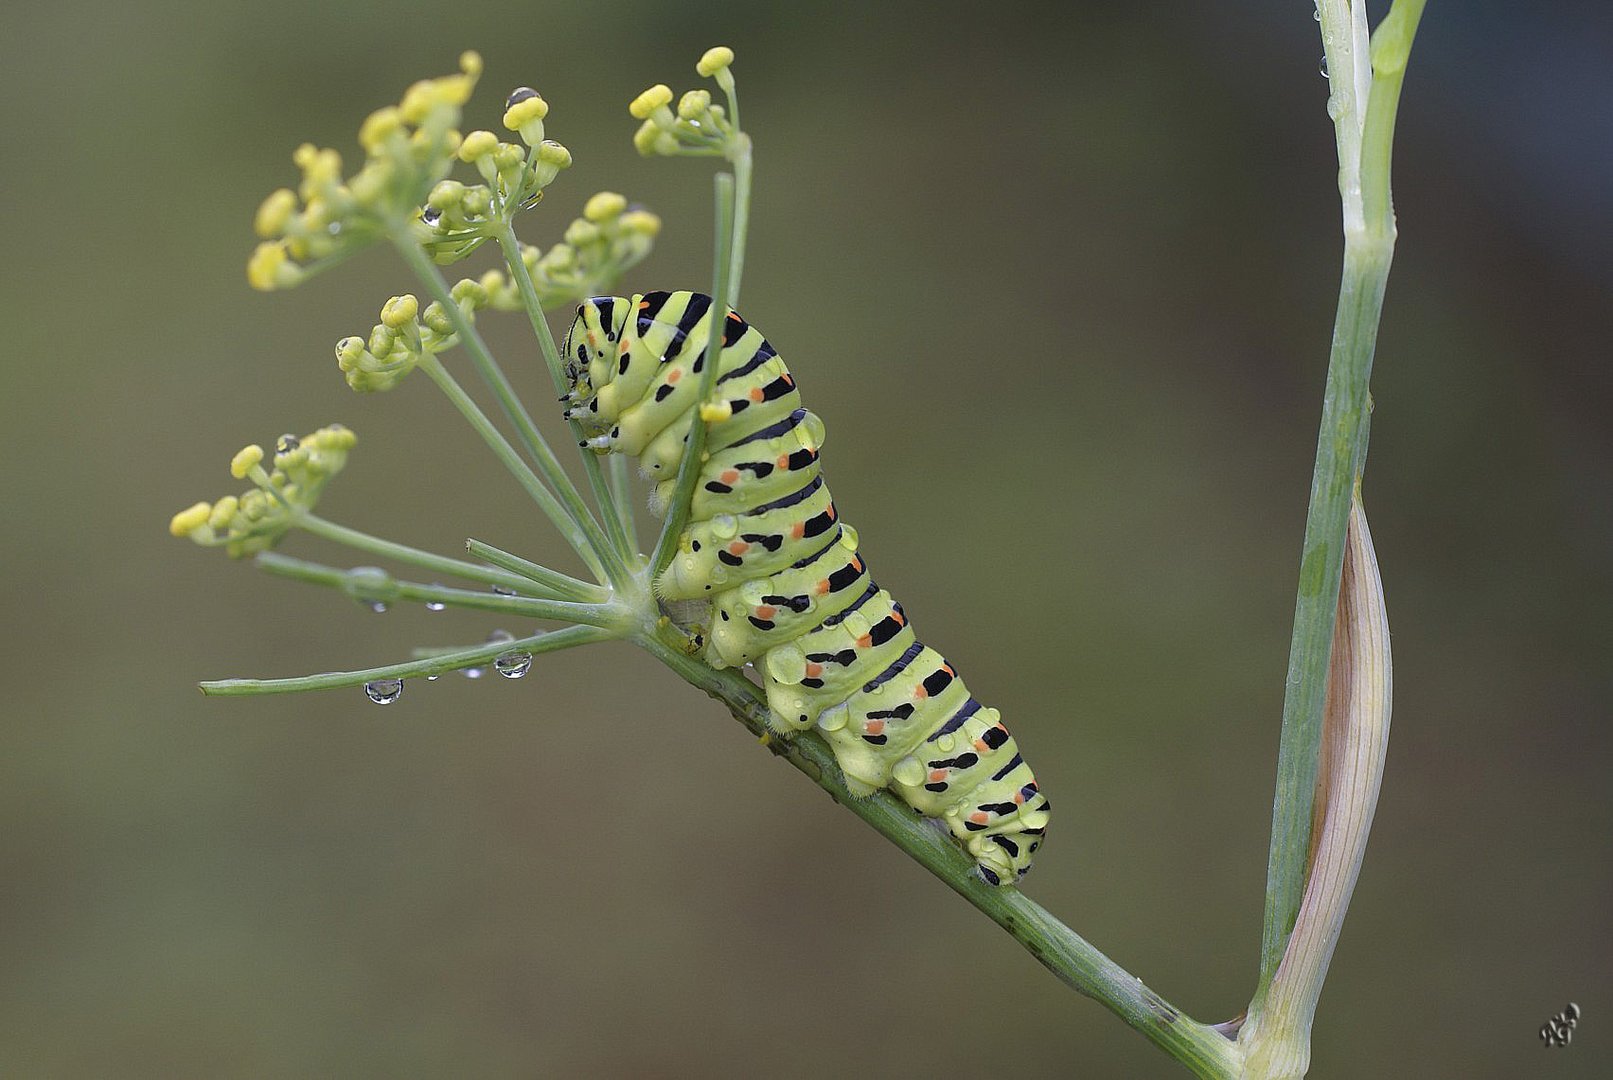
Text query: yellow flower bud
696 47 735 77
380 294 419 329
632 119 662 156
247 241 295 291
629 84 674 120
620 209 662 236
458 130 499 162
254 188 297 239
169 501 212 537
230 444 264 479
564 219 601 247
459 51 483 78
207 496 239 530
677 89 712 120
583 191 627 222
358 106 404 152
502 87 549 132
536 140 572 168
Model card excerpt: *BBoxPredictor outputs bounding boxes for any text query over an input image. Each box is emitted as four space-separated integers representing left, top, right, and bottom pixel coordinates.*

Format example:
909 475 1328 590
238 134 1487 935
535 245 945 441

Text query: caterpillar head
561 296 631 425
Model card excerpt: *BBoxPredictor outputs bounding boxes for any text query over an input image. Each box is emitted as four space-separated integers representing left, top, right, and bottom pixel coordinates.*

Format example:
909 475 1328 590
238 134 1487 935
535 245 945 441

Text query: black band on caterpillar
562 291 1050 884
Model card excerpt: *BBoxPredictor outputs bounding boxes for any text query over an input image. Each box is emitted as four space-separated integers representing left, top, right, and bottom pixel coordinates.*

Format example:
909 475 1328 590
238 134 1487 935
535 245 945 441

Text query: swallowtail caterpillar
563 291 1050 884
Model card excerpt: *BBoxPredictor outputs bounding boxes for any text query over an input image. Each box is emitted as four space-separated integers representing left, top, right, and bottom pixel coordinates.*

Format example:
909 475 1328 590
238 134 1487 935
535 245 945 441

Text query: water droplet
494 651 533 679
740 580 768 605
368 601 389 614
802 410 827 452
487 629 515 644
491 584 517 596
710 514 739 539
425 600 446 612
816 702 849 732
892 756 925 787
935 732 956 753
276 434 301 454
764 643 806 686
426 673 441 682
464 666 485 679
841 611 871 638
1313 4 1321 19
838 523 859 552
1319 56 1330 78
363 679 403 705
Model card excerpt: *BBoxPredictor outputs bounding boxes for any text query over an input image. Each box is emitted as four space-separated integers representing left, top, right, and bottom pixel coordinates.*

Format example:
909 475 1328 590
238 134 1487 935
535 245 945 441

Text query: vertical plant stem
392 232 627 588
726 138 752 307
493 223 639 566
1255 0 1424 1009
635 630 1241 1080
650 173 736 576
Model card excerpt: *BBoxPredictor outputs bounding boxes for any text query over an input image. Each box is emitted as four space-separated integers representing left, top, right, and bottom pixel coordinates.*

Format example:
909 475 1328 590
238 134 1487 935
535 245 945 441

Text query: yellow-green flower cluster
169 425 357 557
248 52 483 290
411 86 575 265
631 46 744 158
335 284 494 392
476 192 662 312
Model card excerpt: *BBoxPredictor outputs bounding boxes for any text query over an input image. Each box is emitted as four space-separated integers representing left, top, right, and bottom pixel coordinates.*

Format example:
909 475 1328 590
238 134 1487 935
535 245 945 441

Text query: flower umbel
631 46 746 160
169 425 357 556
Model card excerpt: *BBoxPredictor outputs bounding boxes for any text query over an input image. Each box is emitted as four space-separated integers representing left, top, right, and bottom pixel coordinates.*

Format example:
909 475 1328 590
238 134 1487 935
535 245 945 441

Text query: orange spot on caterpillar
587 333 598 347
776 453 791 469
780 372 794 386
826 505 837 520
1013 791 1026 805
804 662 823 678
892 609 907 627
855 634 873 649
914 685 929 700
851 556 863 572
727 311 743 323
638 300 650 309
940 663 953 675
791 522 806 538
720 469 740 484
749 387 765 402
815 579 830 594
728 540 749 555
754 605 777 620
969 811 990 825
929 769 948 783
864 719 886 736
974 738 988 752
667 368 682 383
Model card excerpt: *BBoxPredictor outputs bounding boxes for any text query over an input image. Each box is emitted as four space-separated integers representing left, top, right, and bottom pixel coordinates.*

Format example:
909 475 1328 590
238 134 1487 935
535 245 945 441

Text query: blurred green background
3 1 1609 1076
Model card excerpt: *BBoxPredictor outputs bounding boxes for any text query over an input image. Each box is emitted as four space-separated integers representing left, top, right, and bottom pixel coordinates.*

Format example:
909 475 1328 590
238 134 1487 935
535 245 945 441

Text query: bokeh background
3 1 1609 1076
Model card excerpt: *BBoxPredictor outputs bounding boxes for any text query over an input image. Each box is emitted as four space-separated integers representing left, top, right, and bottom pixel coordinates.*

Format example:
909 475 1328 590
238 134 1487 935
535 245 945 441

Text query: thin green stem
413 353 606 581
253 551 626 626
650 174 735 577
607 454 638 553
726 138 752 307
464 537 610 603
295 513 537 594
391 230 627 588
200 624 613 696
634 629 1240 1080
1255 0 1423 1010
493 223 639 566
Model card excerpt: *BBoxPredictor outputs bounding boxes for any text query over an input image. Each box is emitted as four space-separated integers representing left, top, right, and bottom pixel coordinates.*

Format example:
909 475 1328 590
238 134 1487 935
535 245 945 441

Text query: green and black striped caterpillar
562 291 1050 884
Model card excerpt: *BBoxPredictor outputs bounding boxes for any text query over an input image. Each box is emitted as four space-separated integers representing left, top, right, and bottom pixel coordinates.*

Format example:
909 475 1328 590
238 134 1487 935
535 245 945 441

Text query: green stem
1255 0 1423 1009
413 353 606 582
253 551 625 626
607 455 639 555
200 624 613 696
650 174 735 577
726 137 752 307
635 629 1240 1080
296 513 538 594
464 537 610 603
493 223 639 566
392 230 627 588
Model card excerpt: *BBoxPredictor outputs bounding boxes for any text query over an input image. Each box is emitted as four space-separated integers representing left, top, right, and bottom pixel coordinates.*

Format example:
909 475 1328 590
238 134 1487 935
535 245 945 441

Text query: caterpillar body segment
562 291 1050 885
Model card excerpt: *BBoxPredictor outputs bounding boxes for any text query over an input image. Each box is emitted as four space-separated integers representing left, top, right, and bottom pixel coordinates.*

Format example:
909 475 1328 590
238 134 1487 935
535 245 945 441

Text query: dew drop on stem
364 679 403 704
495 651 532 679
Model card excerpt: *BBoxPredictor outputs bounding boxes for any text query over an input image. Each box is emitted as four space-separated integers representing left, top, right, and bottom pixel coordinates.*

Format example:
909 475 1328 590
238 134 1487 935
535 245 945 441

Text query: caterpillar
562 291 1049 885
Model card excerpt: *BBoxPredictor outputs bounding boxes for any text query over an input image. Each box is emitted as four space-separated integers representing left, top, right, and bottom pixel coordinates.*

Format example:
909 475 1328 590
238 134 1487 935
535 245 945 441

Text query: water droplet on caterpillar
764 643 806 685
740 580 768 605
494 651 532 679
816 702 849 732
840 610 871 638
711 514 739 539
364 679 403 705
892 756 925 787
838 524 859 552
802 410 827 452
934 732 957 753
